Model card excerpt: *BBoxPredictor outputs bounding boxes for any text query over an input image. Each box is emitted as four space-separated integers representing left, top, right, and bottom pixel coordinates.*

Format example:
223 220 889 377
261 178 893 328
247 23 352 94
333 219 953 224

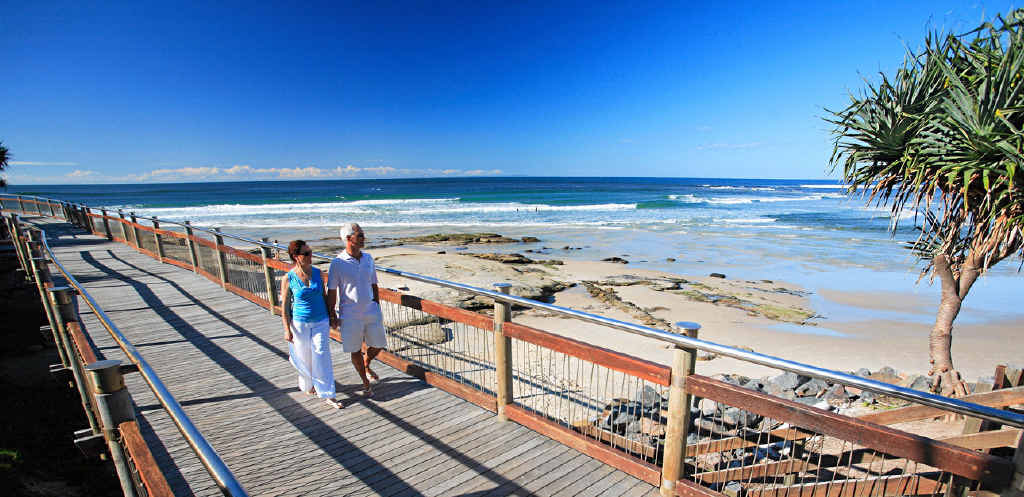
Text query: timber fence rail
2 199 249 497
3 193 1024 497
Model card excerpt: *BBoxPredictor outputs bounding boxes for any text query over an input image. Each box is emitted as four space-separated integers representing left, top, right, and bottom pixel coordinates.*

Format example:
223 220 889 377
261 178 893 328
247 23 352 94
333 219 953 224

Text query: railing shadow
62 229 538 495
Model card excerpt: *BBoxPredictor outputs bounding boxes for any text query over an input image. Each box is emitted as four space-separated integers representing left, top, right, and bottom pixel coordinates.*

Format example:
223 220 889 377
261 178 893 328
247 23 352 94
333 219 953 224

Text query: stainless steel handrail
31 221 249 497
7 193 1024 429
368 266 1024 429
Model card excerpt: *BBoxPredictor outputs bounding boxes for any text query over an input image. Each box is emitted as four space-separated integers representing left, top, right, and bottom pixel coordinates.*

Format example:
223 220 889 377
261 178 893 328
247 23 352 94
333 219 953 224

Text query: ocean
14 177 1022 328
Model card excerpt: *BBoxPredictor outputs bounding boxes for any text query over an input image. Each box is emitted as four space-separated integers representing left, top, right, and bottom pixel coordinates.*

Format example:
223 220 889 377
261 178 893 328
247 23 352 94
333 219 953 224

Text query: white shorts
340 311 388 353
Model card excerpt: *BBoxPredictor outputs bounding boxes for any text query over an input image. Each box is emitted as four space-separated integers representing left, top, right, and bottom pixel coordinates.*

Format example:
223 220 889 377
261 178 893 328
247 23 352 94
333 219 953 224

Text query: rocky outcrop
670 281 816 324
580 281 674 331
398 233 522 244
375 252 568 310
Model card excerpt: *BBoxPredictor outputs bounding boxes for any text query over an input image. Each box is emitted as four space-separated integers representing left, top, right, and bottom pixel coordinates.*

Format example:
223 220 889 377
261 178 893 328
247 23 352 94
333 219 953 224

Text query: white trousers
289 319 335 398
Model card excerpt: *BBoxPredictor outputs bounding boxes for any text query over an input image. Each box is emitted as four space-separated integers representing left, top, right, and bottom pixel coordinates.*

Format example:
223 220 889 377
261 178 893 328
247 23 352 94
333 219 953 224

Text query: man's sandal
323 398 344 409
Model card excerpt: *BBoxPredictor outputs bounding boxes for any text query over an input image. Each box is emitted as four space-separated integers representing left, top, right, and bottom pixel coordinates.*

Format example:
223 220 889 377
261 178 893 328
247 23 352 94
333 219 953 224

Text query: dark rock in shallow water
521 236 540 242
666 257 676 262
709 272 726 278
601 257 629 264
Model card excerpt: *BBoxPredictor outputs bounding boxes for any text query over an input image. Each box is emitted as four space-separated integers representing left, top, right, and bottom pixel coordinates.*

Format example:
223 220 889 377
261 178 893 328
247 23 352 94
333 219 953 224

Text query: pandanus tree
0 141 8 188
827 10 1024 396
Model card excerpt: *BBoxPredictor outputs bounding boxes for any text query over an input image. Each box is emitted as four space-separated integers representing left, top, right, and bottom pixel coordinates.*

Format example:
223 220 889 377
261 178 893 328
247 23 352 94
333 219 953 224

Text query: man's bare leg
364 347 382 382
351 351 371 395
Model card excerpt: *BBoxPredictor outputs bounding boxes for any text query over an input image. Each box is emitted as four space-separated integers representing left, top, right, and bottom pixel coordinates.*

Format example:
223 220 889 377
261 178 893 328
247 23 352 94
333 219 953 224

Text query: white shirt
327 251 380 318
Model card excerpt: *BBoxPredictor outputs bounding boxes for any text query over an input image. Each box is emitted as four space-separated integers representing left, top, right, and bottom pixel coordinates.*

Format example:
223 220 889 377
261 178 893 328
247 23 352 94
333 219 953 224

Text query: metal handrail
30 220 248 496
7 193 1024 429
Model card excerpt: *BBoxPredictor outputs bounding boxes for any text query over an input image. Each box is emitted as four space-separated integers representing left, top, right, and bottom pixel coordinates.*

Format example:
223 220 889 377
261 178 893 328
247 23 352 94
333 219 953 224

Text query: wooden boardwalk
38 218 659 497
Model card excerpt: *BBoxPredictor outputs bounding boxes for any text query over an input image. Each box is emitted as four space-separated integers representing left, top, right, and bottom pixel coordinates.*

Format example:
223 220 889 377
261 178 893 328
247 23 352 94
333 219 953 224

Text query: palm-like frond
827 10 1024 278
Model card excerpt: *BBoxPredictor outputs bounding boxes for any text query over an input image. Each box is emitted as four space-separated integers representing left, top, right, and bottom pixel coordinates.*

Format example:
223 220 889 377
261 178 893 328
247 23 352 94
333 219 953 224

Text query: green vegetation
826 10 1024 395
0 141 8 187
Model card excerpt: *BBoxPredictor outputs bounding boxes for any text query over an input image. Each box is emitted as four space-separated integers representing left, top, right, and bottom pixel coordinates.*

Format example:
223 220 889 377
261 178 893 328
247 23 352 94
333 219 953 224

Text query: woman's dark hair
287 240 307 262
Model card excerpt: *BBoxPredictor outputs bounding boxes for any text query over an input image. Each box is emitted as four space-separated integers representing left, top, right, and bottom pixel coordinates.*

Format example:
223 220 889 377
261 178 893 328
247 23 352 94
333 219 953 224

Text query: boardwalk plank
35 219 658 497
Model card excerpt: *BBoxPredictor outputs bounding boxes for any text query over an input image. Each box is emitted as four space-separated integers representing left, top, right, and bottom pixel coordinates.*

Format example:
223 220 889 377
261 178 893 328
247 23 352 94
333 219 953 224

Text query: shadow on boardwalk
73 239 537 496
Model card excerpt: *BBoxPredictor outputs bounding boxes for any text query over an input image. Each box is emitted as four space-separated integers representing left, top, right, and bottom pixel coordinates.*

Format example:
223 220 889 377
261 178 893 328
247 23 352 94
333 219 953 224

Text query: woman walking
281 240 343 409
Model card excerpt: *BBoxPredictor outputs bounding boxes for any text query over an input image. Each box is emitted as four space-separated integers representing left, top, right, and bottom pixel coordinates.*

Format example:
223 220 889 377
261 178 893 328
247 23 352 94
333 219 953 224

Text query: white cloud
4 162 503 184
133 163 501 182
695 142 766 151
10 161 79 166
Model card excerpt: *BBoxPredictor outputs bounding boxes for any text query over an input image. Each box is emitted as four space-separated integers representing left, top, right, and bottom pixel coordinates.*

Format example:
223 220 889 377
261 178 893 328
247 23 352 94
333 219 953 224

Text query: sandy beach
288 232 1021 384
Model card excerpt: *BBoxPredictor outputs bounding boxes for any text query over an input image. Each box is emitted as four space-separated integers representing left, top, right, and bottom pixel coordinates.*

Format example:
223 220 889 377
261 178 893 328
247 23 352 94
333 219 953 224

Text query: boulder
698 398 718 417
709 272 726 279
794 378 829 397
640 385 661 406
601 257 628 264
900 374 932 392
824 384 851 405
521 236 540 243
766 372 810 393
721 481 744 497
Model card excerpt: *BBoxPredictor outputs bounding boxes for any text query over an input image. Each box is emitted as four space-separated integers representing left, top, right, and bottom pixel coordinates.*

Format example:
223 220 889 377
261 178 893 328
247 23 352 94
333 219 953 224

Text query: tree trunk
928 254 977 396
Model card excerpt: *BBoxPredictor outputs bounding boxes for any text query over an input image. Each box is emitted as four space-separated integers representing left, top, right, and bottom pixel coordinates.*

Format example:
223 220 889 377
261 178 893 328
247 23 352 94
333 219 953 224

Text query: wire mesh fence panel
681 375 1008 497
159 232 192 266
223 250 269 302
379 298 496 395
138 228 158 253
687 410 973 497
508 335 668 464
194 236 222 277
121 219 135 245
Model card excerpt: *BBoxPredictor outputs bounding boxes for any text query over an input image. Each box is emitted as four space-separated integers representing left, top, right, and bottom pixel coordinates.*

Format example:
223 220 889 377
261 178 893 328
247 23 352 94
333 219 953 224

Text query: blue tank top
288 267 328 322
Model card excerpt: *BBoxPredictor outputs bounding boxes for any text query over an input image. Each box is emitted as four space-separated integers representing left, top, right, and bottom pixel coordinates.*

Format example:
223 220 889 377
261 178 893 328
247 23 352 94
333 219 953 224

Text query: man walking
327 223 387 397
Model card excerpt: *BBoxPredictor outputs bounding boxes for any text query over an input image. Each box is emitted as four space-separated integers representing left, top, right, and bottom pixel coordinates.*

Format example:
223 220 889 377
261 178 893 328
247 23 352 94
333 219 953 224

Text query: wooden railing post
17 195 26 212
47 200 56 217
117 209 129 241
48 286 103 436
85 360 140 497
25 235 63 364
86 206 98 233
260 237 277 314
184 221 199 273
213 227 228 289
6 214 30 278
100 209 113 239
492 282 513 422
152 216 164 262
27 235 61 342
661 321 700 497
129 212 142 250
1005 436 1024 497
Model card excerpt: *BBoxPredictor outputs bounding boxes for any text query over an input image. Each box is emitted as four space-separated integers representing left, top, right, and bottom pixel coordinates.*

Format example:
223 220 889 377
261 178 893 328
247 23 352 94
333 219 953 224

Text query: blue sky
1 1 1016 184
